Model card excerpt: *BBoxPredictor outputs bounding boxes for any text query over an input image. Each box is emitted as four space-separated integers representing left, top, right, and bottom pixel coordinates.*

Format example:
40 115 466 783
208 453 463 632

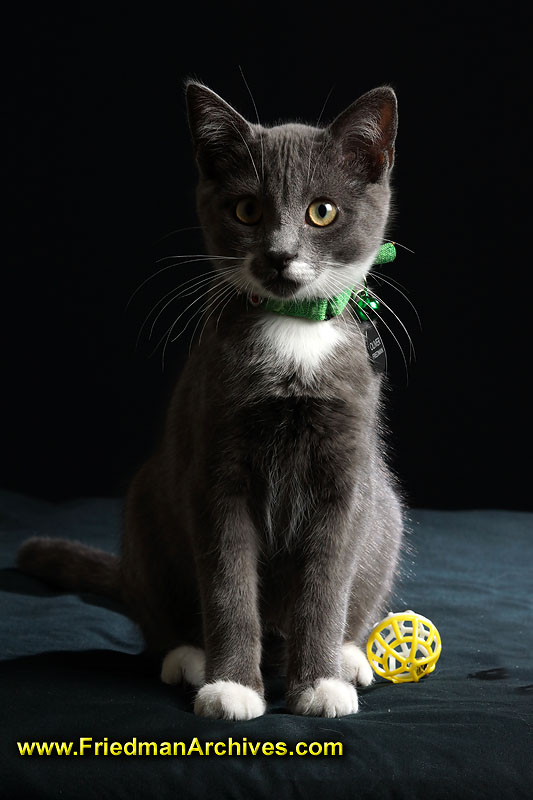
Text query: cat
17 81 404 720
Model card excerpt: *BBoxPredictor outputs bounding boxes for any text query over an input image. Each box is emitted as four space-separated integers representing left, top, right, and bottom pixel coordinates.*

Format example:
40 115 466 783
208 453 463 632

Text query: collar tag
363 325 387 373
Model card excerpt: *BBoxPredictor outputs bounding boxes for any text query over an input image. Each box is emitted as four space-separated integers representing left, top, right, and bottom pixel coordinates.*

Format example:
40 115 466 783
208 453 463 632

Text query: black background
3 8 532 509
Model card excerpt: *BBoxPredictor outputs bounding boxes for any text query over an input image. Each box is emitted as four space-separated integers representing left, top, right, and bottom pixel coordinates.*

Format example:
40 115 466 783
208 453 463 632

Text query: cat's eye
235 197 263 225
307 199 338 227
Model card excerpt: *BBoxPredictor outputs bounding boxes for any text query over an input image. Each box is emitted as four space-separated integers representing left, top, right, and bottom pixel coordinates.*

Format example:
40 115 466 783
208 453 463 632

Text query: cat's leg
161 645 206 688
286 510 360 718
192 497 265 721
340 642 374 686
340 560 391 690
123 462 204 656
343 492 403 687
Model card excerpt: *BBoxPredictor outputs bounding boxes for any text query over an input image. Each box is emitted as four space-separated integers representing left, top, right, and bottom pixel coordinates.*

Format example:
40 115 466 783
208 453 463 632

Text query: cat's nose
264 251 298 275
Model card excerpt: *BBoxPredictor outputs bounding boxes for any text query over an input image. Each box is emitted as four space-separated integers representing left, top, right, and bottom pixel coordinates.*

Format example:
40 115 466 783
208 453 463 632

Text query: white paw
161 645 206 688
292 678 359 717
341 642 374 687
194 681 266 721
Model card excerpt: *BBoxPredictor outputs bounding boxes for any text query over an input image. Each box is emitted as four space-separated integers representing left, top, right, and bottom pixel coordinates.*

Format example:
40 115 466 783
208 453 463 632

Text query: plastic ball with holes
366 611 442 683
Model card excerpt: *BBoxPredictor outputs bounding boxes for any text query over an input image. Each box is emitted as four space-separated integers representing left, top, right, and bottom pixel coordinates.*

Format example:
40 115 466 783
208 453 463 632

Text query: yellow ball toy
366 610 442 683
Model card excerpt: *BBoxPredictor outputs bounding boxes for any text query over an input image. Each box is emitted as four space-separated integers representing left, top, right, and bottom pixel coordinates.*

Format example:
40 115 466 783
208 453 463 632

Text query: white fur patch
161 645 206 688
256 314 344 375
341 642 374 687
282 259 315 284
292 678 359 717
194 681 266 720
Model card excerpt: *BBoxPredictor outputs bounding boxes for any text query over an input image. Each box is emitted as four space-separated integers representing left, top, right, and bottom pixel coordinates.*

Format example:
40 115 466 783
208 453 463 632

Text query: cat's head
186 82 397 301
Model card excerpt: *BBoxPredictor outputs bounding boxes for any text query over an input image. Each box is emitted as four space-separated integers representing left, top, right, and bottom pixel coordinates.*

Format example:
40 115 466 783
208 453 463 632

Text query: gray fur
17 83 404 716
18 537 120 600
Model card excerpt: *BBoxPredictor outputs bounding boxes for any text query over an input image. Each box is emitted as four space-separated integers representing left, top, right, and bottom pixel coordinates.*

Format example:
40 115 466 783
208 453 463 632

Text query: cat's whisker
173 265 237 296
159 282 230 370
370 270 422 330
173 264 240 296
195 284 237 351
364 287 416 363
155 254 247 264
155 225 205 244
175 274 235 303
146 265 231 309
215 285 238 332
383 239 416 254
318 259 416 363
151 273 234 362
238 65 264 183
309 139 330 187
138 282 205 351
149 272 236 342
346 281 409 384
319 275 351 336
189 282 235 343
306 85 335 187
126 256 242 310
318 269 393 374
345 300 389 375
371 306 408 384
240 278 257 303
170 276 235 345
172 277 232 342
136 267 237 349
289 282 298 304
370 268 410 293
228 121 261 186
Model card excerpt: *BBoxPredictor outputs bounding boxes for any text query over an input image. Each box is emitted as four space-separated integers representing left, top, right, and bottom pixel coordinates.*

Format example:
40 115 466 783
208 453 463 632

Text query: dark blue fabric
0 491 531 799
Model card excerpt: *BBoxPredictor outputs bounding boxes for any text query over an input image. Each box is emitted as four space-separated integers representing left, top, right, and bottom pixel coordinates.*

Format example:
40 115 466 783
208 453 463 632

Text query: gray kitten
18 82 403 720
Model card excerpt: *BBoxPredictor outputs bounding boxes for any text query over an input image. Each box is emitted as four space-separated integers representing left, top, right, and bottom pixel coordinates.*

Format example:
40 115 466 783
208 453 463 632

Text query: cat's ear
328 87 398 182
185 82 253 176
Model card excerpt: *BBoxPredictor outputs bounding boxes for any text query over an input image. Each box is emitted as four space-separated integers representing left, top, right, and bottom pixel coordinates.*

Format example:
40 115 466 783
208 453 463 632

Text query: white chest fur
255 313 344 376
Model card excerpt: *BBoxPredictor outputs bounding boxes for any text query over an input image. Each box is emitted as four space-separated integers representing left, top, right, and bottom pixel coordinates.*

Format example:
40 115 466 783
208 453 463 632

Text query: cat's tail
17 537 121 601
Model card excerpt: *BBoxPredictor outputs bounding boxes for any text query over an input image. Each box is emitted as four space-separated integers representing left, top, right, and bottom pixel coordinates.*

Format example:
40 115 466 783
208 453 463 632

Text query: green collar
255 242 396 321
262 287 353 321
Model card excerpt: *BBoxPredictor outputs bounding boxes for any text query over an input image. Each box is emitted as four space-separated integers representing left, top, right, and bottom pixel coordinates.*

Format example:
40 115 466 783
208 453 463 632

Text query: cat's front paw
289 678 359 717
161 645 206 688
194 681 266 721
341 642 374 687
